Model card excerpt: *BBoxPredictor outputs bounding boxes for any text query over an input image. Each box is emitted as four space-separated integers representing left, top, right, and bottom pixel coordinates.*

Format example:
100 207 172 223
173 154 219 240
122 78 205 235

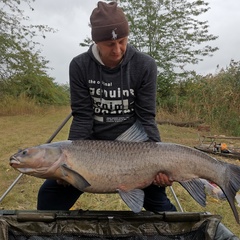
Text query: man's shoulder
72 51 90 62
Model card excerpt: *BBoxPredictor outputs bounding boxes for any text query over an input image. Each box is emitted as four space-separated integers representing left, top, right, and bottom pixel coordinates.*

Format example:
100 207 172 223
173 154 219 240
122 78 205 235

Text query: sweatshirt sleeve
68 58 94 140
135 56 161 142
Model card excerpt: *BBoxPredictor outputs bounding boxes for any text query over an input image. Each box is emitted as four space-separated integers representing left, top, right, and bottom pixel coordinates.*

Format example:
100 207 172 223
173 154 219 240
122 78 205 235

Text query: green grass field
0 107 239 236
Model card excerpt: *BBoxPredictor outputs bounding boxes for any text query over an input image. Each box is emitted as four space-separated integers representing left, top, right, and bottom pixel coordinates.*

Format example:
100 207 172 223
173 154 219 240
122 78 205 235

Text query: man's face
96 37 128 68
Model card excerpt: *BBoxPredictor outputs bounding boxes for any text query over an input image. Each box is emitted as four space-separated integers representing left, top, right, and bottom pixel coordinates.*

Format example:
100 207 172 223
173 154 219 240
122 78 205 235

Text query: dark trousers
37 179 177 212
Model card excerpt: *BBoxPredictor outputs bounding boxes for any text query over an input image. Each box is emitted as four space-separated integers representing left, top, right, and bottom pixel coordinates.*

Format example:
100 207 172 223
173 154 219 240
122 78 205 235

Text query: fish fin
117 189 144 213
180 179 206 207
116 120 149 142
60 164 91 191
220 164 240 224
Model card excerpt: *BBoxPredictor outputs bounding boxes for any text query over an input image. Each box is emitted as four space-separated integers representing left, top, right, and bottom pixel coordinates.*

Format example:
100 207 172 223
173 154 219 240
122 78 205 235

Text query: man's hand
153 172 173 187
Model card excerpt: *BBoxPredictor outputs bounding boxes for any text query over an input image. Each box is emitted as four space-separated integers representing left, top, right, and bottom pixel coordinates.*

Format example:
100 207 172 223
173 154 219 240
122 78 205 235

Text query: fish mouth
9 156 21 167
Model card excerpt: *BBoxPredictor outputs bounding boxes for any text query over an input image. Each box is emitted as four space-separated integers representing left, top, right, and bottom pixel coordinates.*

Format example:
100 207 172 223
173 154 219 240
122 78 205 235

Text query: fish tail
221 164 240 224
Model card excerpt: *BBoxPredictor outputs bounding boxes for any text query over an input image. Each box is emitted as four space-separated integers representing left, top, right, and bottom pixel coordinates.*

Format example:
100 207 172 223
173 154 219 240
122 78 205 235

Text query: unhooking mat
0 210 238 240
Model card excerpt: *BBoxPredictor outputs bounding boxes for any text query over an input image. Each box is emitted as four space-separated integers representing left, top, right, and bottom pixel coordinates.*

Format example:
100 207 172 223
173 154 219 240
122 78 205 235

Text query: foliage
79 36 93 48
1 77 69 105
161 60 240 136
0 48 69 105
0 0 55 79
0 0 69 105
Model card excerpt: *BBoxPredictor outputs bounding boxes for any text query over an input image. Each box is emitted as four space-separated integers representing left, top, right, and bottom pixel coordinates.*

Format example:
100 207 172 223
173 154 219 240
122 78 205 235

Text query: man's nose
113 43 121 53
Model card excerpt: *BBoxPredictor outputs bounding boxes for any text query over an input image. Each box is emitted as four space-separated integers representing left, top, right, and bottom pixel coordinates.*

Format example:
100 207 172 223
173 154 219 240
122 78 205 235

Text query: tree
112 0 218 98
0 0 55 80
0 0 69 105
1 49 69 104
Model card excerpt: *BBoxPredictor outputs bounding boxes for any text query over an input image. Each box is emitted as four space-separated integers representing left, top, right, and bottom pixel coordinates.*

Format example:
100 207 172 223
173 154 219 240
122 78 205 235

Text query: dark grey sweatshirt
68 43 160 142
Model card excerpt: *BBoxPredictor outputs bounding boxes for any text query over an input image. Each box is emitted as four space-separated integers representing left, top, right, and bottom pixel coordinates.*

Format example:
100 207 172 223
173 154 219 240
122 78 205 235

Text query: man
37 1 176 212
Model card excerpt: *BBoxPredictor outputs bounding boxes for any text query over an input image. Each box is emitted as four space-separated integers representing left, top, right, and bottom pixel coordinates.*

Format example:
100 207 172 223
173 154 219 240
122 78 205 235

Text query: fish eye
22 150 28 155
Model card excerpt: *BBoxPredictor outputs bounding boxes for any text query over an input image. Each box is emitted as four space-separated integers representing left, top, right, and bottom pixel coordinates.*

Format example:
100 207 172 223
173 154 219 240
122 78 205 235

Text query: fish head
9 146 62 177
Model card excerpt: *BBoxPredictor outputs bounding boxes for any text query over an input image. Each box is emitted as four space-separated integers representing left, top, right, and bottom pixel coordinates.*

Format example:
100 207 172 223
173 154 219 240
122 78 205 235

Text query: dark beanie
90 1 129 42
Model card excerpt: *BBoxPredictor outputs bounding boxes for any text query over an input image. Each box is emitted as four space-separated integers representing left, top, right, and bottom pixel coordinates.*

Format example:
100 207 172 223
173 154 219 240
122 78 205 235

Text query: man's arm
135 56 160 142
68 59 94 140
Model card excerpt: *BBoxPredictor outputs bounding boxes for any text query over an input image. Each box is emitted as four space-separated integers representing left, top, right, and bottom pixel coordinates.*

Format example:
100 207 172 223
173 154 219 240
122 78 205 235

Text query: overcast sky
21 0 240 84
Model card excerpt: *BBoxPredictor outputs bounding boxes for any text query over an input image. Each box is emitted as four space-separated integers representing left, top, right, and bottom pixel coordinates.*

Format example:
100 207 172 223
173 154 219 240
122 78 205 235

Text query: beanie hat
90 1 129 42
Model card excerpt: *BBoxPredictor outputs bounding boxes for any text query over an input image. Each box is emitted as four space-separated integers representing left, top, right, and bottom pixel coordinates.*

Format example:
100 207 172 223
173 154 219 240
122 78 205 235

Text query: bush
158 60 240 136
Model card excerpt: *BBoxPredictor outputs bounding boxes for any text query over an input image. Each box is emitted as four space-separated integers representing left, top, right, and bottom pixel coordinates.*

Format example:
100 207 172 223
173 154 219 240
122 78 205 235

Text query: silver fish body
9 140 240 223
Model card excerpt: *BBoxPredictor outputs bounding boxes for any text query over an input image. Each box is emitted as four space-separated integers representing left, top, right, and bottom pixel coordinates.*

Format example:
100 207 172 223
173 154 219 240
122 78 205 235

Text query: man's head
90 1 129 68
90 1 129 43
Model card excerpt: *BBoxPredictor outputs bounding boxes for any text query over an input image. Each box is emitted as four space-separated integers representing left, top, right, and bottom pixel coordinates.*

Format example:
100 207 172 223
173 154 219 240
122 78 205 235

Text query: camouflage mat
0 210 238 240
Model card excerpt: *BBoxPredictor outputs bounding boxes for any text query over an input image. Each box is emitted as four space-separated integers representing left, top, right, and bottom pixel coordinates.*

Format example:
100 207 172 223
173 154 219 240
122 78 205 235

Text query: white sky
20 0 240 84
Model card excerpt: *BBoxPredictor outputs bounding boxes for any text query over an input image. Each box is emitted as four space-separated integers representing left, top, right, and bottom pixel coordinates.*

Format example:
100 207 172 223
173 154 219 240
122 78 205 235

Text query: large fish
9 140 240 223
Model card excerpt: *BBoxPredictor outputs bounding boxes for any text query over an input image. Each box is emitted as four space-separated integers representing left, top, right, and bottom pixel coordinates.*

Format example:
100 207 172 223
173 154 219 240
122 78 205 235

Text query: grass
0 106 240 237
